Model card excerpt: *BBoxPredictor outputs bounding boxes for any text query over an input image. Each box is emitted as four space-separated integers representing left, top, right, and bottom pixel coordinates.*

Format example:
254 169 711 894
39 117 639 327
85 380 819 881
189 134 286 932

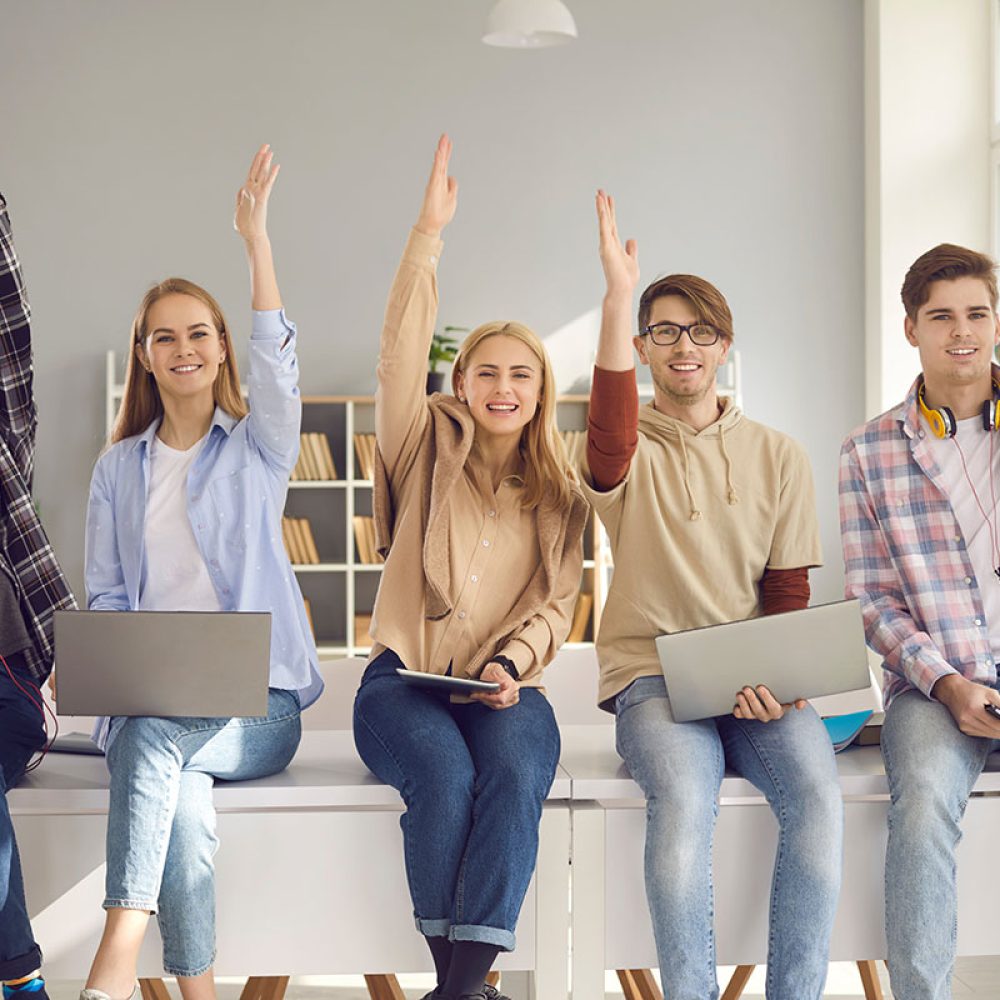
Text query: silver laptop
654 599 870 722
54 610 271 717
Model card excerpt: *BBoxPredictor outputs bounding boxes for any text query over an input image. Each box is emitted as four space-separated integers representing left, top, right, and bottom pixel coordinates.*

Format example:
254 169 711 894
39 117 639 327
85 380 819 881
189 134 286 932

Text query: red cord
954 434 1000 580
1 651 58 772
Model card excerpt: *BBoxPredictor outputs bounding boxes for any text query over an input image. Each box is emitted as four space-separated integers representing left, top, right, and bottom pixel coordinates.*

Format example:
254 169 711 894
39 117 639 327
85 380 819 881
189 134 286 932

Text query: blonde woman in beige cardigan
352 135 587 1000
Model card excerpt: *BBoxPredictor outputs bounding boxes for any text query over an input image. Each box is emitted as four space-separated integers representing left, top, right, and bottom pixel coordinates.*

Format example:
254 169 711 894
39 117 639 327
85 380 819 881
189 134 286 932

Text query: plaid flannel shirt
839 371 999 708
0 193 76 682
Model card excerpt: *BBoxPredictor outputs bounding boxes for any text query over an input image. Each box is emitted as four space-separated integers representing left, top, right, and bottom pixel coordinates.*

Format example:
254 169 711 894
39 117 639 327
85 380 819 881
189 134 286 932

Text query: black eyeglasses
640 321 722 347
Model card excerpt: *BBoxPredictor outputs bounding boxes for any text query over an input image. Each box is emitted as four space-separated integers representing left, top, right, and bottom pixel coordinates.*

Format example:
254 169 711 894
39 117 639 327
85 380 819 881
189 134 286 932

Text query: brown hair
901 244 999 320
638 273 734 341
112 278 248 444
451 321 574 511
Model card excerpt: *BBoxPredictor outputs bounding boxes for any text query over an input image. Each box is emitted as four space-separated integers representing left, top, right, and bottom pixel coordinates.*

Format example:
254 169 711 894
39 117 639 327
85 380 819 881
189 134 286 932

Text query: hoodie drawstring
676 431 702 520
718 423 740 505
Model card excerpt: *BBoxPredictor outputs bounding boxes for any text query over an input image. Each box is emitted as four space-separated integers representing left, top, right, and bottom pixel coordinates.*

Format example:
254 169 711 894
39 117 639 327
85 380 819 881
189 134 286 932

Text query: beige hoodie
581 397 822 709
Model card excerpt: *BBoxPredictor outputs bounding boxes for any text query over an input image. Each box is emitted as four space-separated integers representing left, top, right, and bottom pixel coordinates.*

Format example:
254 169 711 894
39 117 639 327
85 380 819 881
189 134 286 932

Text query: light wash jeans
882 687 1000 1000
614 676 843 1000
104 689 301 976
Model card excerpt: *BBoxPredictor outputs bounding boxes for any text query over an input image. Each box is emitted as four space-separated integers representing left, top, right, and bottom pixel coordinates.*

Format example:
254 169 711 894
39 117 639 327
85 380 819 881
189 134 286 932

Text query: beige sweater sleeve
494 523 585 684
375 229 445 479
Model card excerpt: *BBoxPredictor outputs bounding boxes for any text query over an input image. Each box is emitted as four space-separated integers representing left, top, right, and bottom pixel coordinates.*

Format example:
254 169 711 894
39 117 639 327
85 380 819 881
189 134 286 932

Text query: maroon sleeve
586 366 639 491
760 567 810 616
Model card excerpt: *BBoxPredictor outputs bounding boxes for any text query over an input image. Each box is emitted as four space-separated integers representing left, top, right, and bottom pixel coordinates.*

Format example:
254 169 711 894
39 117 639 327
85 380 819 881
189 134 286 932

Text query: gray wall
1 0 863 602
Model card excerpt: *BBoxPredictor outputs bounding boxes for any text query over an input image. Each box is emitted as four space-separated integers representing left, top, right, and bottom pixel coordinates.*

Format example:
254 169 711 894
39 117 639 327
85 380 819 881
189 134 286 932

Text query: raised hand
597 190 639 299
415 134 458 239
235 144 280 243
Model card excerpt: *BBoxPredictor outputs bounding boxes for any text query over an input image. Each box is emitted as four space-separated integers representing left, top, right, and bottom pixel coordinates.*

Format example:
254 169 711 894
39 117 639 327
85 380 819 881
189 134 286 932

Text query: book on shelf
299 518 321 564
567 591 593 643
297 436 318 480
290 518 308 563
352 515 384 564
315 433 338 479
302 597 314 636
291 433 337 481
352 515 373 564
353 433 376 481
282 516 321 564
304 435 323 479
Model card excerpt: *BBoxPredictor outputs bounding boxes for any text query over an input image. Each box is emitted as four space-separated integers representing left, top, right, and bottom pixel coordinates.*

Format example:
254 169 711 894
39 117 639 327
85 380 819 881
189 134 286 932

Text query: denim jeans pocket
614 674 667 717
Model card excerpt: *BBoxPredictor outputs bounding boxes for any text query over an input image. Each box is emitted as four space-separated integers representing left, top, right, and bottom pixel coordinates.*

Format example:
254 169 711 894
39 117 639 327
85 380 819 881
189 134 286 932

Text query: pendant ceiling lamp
482 0 578 48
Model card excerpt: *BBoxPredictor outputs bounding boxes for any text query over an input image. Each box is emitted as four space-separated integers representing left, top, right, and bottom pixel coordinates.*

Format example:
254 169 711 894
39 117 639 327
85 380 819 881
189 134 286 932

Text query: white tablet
395 668 500 693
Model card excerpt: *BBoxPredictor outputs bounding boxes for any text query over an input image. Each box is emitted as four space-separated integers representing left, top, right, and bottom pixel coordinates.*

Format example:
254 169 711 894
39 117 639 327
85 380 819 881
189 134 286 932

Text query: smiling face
634 294 731 407
905 276 1000 395
455 333 542 442
137 293 227 405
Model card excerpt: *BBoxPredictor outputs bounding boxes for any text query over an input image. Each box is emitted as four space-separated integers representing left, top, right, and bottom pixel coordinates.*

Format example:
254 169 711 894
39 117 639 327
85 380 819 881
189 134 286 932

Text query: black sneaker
481 986 511 1000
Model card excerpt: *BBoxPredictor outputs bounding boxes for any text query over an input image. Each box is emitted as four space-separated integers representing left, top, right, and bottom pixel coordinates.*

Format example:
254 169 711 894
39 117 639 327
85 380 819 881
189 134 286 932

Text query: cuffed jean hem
163 953 216 979
416 916 452 937
450 924 516 951
0 944 42 981
103 898 157 913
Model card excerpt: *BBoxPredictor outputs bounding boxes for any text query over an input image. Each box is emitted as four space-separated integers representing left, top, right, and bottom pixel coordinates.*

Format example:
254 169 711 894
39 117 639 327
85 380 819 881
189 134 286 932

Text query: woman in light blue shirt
78 147 323 1000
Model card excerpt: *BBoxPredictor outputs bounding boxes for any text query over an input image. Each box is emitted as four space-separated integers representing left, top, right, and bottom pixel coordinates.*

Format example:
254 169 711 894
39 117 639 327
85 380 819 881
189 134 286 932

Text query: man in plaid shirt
0 194 75 1000
840 243 1000 1000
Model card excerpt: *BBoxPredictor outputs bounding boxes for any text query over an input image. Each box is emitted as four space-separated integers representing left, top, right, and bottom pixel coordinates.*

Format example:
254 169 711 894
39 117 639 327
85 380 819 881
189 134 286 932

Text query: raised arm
0 194 38 484
235 147 301 471
375 135 458 476
234 144 282 310
586 191 639 491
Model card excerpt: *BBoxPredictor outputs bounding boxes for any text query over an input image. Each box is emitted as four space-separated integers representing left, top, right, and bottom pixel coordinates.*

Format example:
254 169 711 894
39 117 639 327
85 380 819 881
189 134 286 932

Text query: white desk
560 724 1000 1000
11 731 570 998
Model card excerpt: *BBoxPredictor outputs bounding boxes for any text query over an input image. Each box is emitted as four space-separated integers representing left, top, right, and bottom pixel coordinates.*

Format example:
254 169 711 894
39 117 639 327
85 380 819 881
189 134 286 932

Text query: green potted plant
427 326 466 394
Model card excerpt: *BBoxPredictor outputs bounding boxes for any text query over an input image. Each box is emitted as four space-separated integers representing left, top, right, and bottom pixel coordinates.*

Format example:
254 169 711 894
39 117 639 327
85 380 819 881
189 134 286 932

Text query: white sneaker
79 984 138 1000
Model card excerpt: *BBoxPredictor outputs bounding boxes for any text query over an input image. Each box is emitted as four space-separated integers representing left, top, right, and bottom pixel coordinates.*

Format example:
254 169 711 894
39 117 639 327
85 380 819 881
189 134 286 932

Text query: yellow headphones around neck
917 377 1000 438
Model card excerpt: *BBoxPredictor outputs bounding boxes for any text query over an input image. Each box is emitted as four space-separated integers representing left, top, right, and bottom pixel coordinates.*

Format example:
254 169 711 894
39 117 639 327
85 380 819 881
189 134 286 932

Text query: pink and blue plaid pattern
839 372 998 708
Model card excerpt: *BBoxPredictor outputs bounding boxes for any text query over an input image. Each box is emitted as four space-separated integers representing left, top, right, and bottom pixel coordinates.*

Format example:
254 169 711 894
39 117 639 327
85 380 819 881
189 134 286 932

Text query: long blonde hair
112 278 248 444
451 321 574 511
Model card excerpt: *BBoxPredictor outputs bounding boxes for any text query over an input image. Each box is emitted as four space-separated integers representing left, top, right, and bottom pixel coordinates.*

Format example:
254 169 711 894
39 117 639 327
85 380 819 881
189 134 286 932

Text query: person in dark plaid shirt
0 193 76 1000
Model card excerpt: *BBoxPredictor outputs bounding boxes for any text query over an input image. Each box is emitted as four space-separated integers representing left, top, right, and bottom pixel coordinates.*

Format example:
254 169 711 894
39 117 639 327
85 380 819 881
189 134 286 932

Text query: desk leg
570 804 606 1000
535 804 570 1000
720 966 754 1000
363 975 406 1000
139 981 171 1000
857 960 884 1000
617 969 662 1000
238 978 289 1000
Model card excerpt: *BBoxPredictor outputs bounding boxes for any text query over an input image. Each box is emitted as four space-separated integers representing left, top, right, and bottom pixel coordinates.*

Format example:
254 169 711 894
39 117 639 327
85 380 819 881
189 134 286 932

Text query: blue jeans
882 688 1000 1000
352 649 560 951
614 676 843 1000
0 661 46 980
104 688 301 977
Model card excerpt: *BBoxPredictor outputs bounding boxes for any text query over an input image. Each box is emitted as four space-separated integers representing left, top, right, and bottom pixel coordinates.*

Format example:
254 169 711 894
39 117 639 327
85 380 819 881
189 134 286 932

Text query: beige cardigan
374 392 590 681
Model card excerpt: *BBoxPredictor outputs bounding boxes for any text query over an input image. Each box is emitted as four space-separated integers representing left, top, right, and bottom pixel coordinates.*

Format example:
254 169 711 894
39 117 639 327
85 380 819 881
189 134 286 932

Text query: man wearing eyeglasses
579 192 841 1000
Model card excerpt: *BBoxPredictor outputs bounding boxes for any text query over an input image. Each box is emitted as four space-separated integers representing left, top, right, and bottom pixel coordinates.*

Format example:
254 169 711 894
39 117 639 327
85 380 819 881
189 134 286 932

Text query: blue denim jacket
86 309 323 747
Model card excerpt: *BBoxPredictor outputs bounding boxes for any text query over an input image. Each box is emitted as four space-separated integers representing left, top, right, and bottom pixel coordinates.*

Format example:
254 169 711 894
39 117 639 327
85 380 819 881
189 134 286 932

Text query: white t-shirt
926 413 1000 659
139 434 223 613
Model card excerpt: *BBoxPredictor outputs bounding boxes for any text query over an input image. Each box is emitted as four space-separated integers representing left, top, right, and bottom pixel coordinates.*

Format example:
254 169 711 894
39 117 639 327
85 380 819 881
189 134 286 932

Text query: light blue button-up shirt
86 309 324 748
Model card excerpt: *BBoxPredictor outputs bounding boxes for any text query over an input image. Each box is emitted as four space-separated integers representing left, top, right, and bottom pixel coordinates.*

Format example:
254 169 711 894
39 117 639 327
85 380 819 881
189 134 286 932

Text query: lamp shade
482 0 578 48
